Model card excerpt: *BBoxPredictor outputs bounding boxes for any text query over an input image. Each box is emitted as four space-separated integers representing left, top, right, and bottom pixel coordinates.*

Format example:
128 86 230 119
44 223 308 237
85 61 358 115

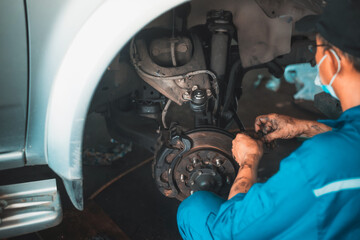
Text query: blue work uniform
177 105 360 239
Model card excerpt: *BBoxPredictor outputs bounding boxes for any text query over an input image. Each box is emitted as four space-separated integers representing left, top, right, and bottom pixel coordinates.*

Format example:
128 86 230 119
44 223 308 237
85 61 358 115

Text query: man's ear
324 48 341 75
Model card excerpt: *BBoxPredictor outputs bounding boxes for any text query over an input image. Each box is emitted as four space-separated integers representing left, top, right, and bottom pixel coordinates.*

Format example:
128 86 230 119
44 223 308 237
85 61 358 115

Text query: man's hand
232 134 263 167
254 113 332 142
255 114 302 142
229 134 263 199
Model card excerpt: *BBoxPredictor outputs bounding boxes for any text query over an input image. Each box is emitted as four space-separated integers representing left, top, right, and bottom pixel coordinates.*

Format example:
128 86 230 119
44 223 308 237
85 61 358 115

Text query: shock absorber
207 10 234 82
207 10 235 126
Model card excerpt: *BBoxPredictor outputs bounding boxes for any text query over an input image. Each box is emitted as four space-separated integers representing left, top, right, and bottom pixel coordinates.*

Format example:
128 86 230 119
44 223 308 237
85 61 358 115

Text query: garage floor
3 69 325 240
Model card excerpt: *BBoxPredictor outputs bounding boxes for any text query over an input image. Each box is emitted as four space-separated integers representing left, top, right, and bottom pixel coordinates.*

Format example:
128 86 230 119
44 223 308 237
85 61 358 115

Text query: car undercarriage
89 0 322 201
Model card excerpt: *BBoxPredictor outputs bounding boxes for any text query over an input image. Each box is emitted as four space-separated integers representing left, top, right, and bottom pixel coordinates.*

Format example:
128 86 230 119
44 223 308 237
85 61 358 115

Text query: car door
0 0 28 169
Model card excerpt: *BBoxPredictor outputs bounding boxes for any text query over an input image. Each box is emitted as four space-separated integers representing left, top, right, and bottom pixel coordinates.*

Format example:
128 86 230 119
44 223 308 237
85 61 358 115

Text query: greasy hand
254 113 301 142
232 134 263 166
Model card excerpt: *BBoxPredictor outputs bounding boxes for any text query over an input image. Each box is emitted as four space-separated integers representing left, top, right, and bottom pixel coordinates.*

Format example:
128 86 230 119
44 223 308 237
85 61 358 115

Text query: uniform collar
318 105 360 128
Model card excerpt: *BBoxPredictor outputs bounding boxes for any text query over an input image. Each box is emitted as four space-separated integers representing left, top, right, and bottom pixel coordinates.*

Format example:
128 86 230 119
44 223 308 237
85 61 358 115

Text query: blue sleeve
317 118 337 128
210 150 317 239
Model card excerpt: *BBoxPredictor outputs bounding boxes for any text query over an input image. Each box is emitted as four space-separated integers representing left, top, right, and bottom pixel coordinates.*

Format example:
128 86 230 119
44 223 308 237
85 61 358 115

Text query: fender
45 0 188 210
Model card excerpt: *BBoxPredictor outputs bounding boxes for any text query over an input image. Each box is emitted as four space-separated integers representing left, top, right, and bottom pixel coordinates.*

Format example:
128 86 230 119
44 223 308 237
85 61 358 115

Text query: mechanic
177 0 360 239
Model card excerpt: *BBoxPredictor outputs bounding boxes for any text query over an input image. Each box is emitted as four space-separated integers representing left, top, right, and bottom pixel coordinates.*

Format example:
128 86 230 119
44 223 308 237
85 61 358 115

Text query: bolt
190 190 194 195
215 158 222 167
180 174 185 182
177 78 185 83
197 170 202 176
189 180 195 185
187 165 194 172
177 43 188 53
192 85 199 91
206 89 212 97
192 157 199 165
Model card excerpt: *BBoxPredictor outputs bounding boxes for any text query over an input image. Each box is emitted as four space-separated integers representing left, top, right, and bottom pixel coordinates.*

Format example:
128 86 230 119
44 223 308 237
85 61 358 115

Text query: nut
192 85 199 91
180 174 185 182
182 91 191 100
186 165 194 172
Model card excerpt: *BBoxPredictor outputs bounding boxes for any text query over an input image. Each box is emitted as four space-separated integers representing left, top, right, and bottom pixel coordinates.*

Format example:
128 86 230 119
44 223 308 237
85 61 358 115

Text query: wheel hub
153 128 238 200
189 168 223 192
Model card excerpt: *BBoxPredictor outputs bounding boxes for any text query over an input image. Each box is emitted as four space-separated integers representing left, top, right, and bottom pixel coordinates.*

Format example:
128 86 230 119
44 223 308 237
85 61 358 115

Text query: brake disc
153 127 238 201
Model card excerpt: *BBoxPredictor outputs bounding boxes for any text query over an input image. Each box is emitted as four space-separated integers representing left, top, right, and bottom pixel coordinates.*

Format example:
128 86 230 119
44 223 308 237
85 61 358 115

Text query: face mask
314 49 341 100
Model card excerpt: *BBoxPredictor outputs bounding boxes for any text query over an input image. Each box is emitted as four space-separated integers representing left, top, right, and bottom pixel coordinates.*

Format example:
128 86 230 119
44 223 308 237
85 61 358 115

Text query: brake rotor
153 128 238 200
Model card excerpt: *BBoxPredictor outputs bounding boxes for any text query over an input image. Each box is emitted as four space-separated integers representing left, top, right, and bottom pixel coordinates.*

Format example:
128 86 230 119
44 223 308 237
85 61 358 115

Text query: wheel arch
45 0 188 210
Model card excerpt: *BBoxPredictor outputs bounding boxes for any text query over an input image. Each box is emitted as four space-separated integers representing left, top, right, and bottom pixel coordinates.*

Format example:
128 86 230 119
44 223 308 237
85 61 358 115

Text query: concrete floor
3 69 325 240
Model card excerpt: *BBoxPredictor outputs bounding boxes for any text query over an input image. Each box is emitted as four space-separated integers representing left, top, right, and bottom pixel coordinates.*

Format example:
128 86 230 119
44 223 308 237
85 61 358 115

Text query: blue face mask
314 49 341 100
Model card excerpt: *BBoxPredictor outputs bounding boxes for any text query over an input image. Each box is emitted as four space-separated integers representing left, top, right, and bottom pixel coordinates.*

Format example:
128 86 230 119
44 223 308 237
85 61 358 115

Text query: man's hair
319 35 360 72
